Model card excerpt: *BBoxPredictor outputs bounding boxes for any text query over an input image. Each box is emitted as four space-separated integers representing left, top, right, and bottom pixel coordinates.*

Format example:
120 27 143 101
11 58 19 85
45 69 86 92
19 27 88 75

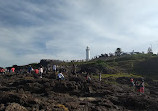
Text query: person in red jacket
32 69 38 78
1 68 5 74
0 68 5 74
34 69 39 74
139 80 144 93
11 67 15 73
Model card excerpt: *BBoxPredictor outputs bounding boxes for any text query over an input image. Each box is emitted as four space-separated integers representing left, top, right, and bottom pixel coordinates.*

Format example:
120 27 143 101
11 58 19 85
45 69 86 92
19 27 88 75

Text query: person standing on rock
33 69 39 78
72 63 77 75
34 69 39 74
57 71 64 82
39 65 43 78
11 67 15 74
1 68 5 74
28 65 33 74
86 74 91 83
99 73 102 81
139 80 144 93
53 65 57 73
130 78 135 86
135 80 140 92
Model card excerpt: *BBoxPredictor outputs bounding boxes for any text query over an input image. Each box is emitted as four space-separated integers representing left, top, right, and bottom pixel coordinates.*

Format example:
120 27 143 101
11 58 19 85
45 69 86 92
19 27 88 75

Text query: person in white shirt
99 73 102 81
57 71 64 82
53 65 57 73
39 65 43 78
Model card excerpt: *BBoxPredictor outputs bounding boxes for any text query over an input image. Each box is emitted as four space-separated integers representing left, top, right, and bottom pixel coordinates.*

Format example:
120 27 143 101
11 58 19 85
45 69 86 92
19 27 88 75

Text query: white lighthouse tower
86 46 90 61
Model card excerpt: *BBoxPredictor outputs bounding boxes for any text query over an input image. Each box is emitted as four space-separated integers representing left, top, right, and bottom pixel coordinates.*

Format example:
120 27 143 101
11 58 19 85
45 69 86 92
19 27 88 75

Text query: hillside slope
92 54 158 79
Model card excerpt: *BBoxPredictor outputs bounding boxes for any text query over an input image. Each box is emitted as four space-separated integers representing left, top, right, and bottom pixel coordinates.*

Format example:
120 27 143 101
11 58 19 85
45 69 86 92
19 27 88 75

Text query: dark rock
5 103 28 111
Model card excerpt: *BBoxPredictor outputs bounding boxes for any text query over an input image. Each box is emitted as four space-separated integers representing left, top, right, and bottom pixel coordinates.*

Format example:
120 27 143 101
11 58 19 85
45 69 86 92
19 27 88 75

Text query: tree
115 48 122 56
147 47 153 54
109 53 114 57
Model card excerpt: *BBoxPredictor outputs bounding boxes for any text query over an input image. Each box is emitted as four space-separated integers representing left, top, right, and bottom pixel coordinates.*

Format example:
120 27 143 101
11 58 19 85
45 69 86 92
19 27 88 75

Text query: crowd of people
0 64 66 81
0 64 145 94
0 67 15 74
0 63 92 84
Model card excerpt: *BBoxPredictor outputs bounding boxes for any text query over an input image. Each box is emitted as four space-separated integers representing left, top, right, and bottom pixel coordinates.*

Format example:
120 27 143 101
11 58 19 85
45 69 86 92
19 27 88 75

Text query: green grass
153 80 158 82
104 79 118 85
93 73 142 79
93 73 142 85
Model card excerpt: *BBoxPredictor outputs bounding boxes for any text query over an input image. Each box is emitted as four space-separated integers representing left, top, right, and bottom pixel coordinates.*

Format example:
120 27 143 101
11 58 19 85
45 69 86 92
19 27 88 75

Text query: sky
1 0 158 67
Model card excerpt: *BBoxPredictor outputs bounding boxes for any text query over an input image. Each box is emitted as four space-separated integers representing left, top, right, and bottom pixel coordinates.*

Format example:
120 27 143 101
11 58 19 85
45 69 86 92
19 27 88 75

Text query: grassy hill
11 53 158 80
82 53 158 80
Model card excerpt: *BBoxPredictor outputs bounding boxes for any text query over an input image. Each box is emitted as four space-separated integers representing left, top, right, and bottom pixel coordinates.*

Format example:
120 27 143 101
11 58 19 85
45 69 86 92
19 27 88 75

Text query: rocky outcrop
0 72 157 111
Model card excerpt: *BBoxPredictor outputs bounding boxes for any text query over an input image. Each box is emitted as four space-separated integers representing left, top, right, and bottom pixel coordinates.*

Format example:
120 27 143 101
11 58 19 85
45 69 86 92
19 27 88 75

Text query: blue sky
1 0 158 67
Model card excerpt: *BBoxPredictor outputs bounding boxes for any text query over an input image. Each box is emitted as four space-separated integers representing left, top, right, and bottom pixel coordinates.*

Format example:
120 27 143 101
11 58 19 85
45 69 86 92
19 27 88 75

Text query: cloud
0 0 158 67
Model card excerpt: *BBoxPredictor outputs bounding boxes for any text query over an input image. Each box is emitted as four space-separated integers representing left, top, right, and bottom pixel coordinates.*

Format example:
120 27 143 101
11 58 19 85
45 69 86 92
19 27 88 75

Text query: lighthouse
86 46 90 61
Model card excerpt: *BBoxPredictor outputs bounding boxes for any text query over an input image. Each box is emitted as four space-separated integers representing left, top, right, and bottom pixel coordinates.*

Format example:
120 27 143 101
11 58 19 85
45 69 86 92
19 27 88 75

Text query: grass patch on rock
93 73 142 79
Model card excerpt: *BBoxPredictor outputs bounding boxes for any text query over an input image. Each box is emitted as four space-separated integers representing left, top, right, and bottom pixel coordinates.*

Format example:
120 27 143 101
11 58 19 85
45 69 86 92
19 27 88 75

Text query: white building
86 46 90 61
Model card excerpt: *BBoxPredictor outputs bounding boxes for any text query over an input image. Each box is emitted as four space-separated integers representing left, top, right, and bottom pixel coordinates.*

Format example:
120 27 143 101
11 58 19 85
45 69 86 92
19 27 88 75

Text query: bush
79 61 119 74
